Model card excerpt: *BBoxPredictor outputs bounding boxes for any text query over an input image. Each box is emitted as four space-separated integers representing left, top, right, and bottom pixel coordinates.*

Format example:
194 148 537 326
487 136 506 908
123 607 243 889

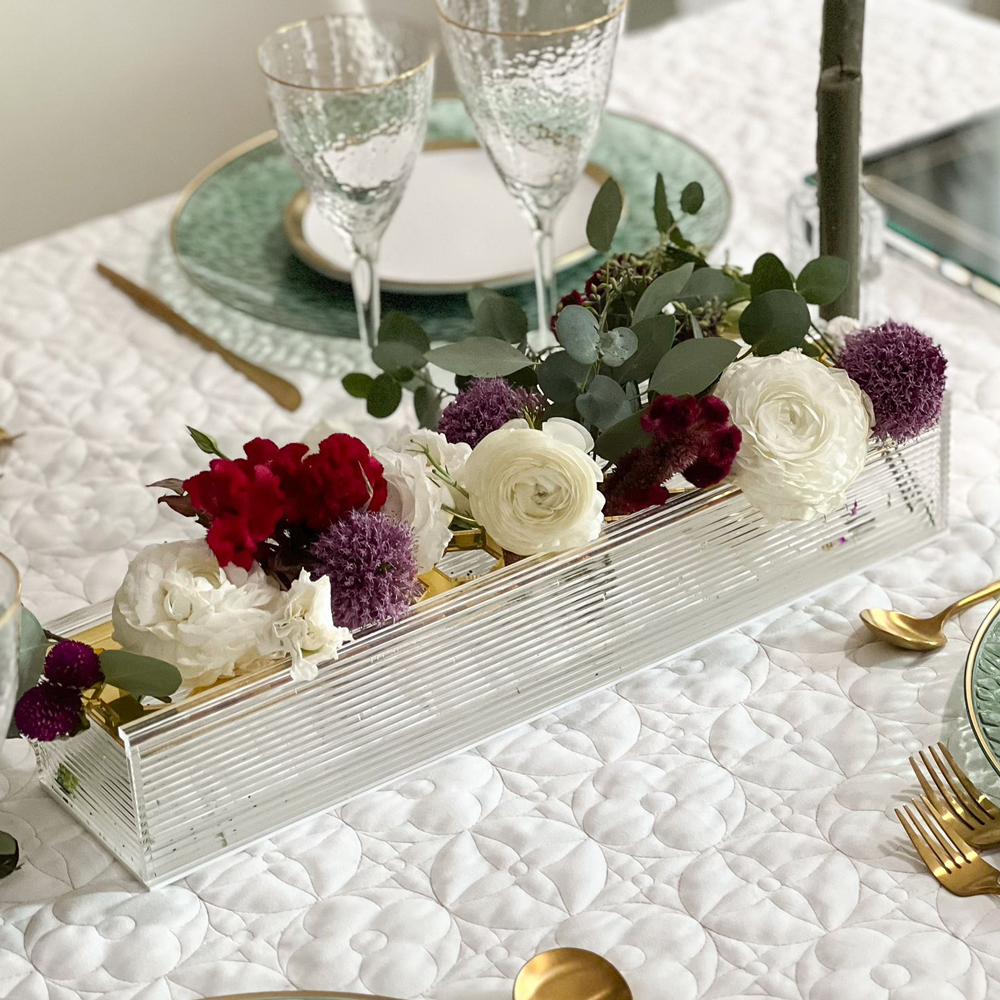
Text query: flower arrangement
13 175 948 740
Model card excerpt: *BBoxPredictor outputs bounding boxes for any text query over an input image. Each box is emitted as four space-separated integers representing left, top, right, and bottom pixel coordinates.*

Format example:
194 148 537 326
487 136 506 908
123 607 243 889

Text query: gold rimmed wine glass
259 15 437 349
436 0 628 344
0 553 21 737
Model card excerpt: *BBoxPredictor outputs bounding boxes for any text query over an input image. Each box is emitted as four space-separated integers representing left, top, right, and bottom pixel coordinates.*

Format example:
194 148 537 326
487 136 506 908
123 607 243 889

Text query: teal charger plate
966 598 1000 778
171 97 730 341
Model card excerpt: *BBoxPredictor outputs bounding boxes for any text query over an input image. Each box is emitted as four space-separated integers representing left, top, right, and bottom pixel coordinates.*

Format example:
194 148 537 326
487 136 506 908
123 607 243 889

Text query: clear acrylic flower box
33 414 949 886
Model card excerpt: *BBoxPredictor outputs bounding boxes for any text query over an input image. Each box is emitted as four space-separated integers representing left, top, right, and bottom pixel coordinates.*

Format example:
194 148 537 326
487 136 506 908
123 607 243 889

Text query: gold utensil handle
96 263 302 412
945 580 1000 619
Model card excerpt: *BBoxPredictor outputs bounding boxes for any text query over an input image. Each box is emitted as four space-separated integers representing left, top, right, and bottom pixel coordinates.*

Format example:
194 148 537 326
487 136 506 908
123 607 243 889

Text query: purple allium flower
837 320 947 442
438 378 544 449
44 640 103 689
13 684 82 741
310 510 420 631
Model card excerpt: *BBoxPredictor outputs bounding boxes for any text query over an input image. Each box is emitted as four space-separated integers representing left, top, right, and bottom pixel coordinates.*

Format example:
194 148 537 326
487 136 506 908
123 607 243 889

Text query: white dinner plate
283 141 607 294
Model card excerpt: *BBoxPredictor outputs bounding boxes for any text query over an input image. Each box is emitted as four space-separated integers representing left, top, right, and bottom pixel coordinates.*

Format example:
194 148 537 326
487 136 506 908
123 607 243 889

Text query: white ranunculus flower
386 428 472 515
260 570 352 681
375 447 453 573
463 419 604 556
112 539 281 690
821 315 861 354
715 349 874 521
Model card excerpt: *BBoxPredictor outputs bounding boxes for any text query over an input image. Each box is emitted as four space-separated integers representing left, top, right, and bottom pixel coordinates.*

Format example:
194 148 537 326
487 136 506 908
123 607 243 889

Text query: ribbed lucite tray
34 413 949 886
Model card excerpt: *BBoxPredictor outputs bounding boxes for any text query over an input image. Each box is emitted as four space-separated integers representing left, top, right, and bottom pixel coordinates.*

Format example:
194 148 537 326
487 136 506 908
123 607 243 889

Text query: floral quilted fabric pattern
4 1 1000 998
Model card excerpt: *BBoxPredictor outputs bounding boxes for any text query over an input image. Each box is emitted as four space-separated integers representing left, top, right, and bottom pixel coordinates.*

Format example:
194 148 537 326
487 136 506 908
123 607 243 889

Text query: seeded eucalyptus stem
817 0 865 321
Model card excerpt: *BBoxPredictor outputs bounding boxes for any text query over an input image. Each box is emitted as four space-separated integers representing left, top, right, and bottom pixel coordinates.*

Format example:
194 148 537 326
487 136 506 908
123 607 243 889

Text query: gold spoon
861 580 1000 650
513 948 632 1000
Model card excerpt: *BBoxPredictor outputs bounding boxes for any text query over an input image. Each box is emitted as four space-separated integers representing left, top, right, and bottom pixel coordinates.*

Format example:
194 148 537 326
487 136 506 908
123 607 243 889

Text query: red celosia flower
297 434 387 533
604 394 741 515
182 434 386 569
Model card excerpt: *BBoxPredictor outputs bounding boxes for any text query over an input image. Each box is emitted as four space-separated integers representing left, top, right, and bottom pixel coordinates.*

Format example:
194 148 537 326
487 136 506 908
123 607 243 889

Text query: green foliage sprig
342 174 850 462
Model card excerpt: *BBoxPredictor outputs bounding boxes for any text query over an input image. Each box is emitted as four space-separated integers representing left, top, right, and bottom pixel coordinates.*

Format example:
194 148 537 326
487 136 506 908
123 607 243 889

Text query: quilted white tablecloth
5 0 1000 997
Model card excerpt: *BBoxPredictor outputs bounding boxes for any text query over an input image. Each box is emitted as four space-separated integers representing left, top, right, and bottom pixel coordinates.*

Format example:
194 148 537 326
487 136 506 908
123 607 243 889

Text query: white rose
716 349 874 521
374 447 453 573
386 428 472 515
260 570 352 681
821 315 861 355
112 539 281 690
463 419 604 556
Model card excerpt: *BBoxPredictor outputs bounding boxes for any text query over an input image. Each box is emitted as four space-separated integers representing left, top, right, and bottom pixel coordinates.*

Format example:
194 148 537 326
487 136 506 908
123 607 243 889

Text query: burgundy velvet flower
604 394 741 515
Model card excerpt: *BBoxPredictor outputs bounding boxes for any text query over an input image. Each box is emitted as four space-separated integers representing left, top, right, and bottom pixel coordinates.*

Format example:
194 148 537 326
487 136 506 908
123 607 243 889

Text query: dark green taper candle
817 0 866 320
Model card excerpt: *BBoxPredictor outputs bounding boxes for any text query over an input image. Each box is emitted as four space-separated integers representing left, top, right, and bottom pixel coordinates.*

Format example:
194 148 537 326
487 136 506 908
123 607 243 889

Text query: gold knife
96 262 302 411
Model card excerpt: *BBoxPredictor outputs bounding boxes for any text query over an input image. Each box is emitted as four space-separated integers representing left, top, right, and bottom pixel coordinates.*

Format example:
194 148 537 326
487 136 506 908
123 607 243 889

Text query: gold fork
909 742 1000 849
896 797 1000 895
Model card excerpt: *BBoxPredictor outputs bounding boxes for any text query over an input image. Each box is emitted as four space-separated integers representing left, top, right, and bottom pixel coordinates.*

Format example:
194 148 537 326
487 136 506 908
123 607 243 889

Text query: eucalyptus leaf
739 288 812 354
378 312 430 352
8 607 47 737
342 373 374 399
680 181 705 214
188 427 227 460
506 366 539 390
576 375 632 430
797 255 850 306
653 173 673 233
98 649 182 701
372 340 427 374
425 338 531 377
556 306 600 364
612 314 676 384
537 352 592 402
595 410 653 462
749 252 794 297
366 373 403 418
598 327 639 368
473 291 530 345
0 831 18 880
544 399 580 421
414 386 442 429
587 177 624 252
632 263 695 323
648 337 740 396
677 267 736 305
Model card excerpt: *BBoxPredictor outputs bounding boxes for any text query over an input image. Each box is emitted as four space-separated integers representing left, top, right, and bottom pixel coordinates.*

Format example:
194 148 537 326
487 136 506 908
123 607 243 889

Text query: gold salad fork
909 743 1000 849
896 797 1000 896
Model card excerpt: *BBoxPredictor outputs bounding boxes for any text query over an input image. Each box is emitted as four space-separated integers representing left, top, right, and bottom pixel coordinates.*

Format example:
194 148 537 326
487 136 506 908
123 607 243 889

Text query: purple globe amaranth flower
44 640 103 689
837 320 947 442
310 510 420 631
438 378 544 449
14 684 83 741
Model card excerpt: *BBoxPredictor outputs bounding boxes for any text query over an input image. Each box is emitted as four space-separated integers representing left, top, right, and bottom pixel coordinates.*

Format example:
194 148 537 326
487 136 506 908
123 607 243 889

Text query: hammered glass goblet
259 16 437 348
0 553 21 738
436 0 628 343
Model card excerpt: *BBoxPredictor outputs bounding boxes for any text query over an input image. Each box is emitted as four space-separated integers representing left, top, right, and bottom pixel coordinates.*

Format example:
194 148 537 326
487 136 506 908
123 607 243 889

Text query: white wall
0 0 724 250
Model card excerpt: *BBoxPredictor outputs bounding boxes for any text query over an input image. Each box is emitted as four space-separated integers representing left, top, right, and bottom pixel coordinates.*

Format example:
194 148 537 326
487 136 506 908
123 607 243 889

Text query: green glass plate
171 97 730 341
967 599 1000 777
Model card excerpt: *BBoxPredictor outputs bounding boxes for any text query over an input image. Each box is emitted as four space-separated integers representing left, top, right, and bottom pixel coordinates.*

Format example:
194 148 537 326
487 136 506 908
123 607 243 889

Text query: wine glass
436 0 628 343
259 15 437 348
0 553 21 738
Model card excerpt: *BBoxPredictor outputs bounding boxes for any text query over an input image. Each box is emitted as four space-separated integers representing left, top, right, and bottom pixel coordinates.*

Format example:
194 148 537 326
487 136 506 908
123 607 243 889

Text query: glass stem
530 212 557 351
350 236 381 350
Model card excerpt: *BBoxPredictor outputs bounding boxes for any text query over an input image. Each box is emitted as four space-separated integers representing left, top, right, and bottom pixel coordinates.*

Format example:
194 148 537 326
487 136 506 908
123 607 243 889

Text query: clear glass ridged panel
36 415 948 885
